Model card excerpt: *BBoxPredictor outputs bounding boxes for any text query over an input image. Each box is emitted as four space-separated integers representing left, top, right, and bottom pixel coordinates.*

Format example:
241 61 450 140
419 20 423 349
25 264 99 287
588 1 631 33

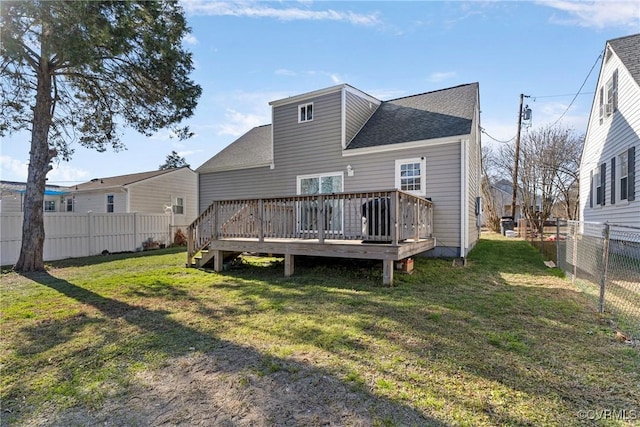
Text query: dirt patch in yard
31 342 435 427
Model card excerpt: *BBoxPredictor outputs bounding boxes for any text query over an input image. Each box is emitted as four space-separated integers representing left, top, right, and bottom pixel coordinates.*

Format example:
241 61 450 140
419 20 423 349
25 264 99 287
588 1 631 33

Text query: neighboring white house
0 181 70 213
580 33 639 228
71 167 198 229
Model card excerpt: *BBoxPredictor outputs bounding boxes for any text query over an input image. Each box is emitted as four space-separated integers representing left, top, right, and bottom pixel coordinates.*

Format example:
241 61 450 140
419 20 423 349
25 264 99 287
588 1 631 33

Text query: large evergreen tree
159 150 190 170
0 1 201 271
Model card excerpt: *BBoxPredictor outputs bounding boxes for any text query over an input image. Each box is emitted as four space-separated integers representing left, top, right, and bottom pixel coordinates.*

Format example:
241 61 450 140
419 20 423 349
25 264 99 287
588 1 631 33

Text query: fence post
572 222 577 285
556 219 560 267
258 199 264 243
87 211 93 257
599 223 611 314
133 212 139 252
317 195 325 244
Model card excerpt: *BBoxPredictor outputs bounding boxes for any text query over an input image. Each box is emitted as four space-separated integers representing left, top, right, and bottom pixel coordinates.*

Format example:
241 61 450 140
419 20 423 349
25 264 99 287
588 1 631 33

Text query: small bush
173 228 187 246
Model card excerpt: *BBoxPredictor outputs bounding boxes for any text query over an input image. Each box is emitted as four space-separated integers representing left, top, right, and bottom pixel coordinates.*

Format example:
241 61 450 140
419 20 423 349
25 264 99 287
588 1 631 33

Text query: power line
548 50 604 128
531 92 594 100
481 127 515 144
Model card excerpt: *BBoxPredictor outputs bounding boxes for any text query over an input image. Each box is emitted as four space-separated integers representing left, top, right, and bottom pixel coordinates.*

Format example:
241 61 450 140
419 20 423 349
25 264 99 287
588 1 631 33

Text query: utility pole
510 93 527 219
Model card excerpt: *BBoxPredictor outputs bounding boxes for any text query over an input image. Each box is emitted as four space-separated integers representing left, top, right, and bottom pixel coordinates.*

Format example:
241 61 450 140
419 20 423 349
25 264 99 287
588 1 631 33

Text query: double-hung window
66 197 74 212
594 163 606 207
298 103 313 123
599 69 618 121
106 194 114 213
173 197 184 215
620 151 629 201
395 158 426 197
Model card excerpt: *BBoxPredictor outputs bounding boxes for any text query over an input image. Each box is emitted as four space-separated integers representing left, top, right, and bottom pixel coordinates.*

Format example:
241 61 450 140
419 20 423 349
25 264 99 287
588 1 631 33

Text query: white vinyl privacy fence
1 212 172 266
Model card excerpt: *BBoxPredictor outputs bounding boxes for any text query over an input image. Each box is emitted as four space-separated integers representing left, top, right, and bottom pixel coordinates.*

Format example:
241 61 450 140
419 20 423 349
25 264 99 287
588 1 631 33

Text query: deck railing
187 190 433 264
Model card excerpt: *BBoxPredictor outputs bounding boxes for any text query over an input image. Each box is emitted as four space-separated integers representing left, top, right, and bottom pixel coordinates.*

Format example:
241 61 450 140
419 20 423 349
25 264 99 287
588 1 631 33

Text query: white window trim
296 171 344 195
44 200 56 212
298 102 313 123
594 168 603 208
600 69 618 120
296 172 344 234
173 196 185 215
618 150 629 204
106 194 115 213
395 158 426 197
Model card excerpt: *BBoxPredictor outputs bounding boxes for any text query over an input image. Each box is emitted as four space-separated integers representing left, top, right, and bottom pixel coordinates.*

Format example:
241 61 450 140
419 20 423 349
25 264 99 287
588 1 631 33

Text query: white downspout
460 139 469 257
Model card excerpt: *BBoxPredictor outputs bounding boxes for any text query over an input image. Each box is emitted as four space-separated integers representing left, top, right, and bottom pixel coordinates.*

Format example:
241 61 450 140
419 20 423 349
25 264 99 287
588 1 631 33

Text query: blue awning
15 189 69 196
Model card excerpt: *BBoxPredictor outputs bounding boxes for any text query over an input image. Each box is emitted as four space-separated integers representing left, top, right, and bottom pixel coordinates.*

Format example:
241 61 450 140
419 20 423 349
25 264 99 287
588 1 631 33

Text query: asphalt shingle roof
346 83 478 150
609 33 640 87
73 167 187 191
196 124 272 173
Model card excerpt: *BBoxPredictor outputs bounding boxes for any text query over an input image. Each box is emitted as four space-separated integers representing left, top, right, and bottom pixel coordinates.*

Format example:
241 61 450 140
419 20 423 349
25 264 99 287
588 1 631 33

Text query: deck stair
192 249 242 268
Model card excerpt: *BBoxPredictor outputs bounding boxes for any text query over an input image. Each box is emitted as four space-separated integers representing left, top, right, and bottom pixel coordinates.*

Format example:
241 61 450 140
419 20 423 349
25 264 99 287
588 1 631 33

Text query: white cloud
48 162 90 185
427 71 457 83
216 108 269 137
1 155 91 184
182 33 198 45
538 1 640 29
0 155 28 182
329 73 342 84
275 68 297 76
368 88 407 101
182 0 382 26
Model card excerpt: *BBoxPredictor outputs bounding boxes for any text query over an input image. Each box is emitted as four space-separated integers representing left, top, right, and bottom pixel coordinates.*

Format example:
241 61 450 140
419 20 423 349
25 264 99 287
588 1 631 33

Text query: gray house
191 83 481 284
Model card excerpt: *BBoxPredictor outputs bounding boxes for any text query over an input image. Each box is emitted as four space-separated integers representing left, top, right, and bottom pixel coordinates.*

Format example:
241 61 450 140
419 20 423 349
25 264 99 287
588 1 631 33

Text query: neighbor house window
173 197 184 215
106 194 114 213
395 158 426 197
620 151 629 201
600 69 618 120
66 197 74 212
594 163 607 206
44 200 56 212
299 103 313 123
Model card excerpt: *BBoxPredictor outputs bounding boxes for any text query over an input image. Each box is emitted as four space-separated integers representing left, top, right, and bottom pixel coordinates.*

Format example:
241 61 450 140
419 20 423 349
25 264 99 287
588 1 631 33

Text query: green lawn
1 234 639 426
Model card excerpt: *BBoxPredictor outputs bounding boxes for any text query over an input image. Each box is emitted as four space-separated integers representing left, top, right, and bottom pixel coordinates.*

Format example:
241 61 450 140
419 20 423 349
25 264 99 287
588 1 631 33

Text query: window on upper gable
299 103 313 123
600 69 618 121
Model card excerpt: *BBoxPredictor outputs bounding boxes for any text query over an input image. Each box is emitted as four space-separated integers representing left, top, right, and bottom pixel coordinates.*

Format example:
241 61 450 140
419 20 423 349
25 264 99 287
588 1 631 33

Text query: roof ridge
385 82 478 102
607 32 640 44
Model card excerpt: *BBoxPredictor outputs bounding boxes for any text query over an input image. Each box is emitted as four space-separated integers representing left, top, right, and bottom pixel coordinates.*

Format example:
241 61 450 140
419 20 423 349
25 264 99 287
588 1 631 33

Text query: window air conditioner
603 103 614 116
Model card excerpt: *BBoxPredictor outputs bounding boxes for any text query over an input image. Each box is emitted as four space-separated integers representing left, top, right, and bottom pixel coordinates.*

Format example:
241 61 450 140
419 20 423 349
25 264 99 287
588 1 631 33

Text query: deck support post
284 254 294 277
383 259 394 286
213 250 223 272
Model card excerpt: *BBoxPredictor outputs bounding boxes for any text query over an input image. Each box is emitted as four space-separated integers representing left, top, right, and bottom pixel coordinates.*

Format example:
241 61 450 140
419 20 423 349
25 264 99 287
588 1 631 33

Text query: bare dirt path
38 342 437 427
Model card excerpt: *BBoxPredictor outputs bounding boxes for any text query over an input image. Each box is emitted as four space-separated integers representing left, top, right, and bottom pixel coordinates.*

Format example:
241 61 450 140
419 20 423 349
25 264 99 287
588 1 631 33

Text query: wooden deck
187 190 435 285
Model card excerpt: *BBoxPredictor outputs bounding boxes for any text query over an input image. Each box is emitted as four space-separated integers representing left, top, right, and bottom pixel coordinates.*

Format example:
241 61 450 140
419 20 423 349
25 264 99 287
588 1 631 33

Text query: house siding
127 168 198 227
197 84 481 257
344 142 463 256
580 44 640 227
74 190 127 214
344 90 378 146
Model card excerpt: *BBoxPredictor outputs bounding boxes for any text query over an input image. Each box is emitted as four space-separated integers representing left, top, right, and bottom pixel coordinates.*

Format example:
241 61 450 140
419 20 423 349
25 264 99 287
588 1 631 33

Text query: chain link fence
554 220 640 340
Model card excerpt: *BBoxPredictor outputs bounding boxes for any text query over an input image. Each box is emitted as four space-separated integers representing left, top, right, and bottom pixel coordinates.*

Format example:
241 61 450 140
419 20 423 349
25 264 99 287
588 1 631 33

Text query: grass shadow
3 271 444 426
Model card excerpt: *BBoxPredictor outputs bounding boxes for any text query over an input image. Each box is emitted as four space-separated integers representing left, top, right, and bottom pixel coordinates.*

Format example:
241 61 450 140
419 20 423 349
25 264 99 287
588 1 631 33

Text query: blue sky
1 0 639 185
